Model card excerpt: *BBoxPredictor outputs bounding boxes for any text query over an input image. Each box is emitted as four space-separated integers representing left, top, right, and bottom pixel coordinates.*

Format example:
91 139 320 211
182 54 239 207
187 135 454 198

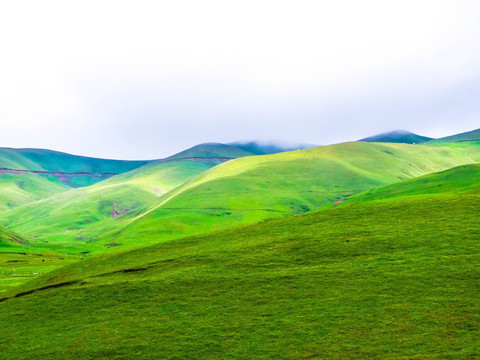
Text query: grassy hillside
0 148 45 171
165 143 255 160
0 160 223 252
2 141 479 253
340 163 480 205
0 148 152 187
0 225 26 249
428 128 480 144
0 173 70 210
0 187 478 358
13 148 150 173
111 141 480 248
359 130 433 143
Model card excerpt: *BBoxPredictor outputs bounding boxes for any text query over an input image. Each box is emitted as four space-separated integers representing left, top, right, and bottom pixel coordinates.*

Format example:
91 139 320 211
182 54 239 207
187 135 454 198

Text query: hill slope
0 159 225 252
359 130 433 143
0 173 70 211
111 141 480 248
341 163 480 205
0 225 27 249
1 186 478 358
0 148 151 187
427 128 480 144
2 141 479 253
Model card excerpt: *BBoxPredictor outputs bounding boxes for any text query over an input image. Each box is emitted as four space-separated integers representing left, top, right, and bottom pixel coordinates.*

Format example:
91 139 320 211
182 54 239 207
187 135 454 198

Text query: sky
0 0 479 160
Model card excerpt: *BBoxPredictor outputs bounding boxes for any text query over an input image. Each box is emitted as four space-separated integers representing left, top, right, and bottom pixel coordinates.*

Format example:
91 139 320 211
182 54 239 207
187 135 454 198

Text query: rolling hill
359 129 433 144
0 147 152 187
340 163 480 205
108 141 480 248
0 143 255 189
0 225 26 249
0 158 227 252
2 141 479 252
0 173 70 211
0 170 478 359
427 128 480 144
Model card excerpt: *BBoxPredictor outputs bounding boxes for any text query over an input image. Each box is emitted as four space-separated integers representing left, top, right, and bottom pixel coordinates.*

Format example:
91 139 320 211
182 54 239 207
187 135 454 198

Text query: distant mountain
427 128 480 144
165 143 255 160
0 148 151 187
359 130 433 144
229 140 319 155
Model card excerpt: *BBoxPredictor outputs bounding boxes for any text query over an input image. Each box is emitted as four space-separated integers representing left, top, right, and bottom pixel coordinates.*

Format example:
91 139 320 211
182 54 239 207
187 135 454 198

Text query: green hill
110 141 480 249
0 173 70 211
359 130 433 144
340 163 480 205
2 141 479 254
0 148 151 187
10 148 150 174
427 128 480 144
0 225 26 249
0 183 478 358
0 159 224 252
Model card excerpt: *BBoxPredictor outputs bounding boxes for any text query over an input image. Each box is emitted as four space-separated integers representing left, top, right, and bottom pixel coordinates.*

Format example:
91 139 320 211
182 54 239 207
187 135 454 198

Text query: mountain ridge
359 129 433 144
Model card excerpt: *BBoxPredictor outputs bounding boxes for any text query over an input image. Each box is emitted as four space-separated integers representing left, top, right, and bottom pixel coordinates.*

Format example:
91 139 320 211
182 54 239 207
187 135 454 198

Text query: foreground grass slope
112 141 480 248
1 177 479 358
0 173 69 210
0 160 223 252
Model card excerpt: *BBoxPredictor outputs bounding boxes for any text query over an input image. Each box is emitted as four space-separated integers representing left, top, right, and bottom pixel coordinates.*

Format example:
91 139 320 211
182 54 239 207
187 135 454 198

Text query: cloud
0 0 479 159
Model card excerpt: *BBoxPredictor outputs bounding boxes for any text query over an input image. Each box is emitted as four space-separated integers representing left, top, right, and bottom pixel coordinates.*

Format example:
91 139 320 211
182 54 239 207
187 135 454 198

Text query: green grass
0 225 81 294
0 173 70 210
0 252 80 295
0 184 478 358
0 224 26 249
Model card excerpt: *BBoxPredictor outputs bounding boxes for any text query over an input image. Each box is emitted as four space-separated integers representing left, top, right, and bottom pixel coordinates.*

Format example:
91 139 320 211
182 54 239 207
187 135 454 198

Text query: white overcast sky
0 0 479 159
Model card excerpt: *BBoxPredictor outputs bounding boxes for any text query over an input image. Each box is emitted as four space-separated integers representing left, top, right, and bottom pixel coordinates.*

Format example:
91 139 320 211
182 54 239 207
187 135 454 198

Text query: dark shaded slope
164 143 255 160
0 148 152 187
229 140 318 155
359 130 433 144
427 128 480 144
